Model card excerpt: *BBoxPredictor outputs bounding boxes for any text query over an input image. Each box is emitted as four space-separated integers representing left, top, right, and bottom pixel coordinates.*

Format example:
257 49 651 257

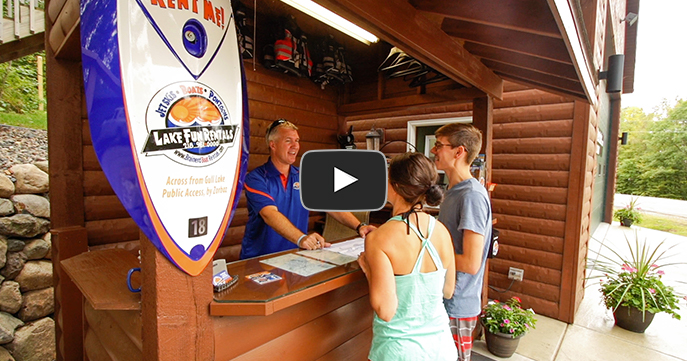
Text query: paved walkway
473 222 687 361
614 194 687 219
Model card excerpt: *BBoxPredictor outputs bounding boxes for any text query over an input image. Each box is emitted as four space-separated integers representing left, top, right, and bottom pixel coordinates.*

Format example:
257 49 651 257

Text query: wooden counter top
211 245 365 317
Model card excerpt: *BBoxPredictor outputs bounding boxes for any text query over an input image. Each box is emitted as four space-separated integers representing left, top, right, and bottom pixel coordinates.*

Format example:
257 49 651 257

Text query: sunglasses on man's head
266 118 288 136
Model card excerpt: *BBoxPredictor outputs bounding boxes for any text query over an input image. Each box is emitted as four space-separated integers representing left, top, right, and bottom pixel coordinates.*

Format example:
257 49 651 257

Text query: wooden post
37 54 43 111
472 95 493 339
140 232 214 360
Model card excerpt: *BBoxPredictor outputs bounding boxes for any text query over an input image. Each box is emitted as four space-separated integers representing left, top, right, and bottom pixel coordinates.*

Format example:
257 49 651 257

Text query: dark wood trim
312 0 503 99
140 233 214 360
604 98 622 223
559 100 591 323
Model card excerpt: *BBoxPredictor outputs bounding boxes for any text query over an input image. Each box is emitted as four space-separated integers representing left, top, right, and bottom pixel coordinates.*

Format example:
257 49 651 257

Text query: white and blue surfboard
80 0 249 275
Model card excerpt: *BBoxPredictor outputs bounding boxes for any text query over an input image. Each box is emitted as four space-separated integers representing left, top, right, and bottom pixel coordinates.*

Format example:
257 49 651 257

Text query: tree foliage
617 100 687 200
0 52 46 114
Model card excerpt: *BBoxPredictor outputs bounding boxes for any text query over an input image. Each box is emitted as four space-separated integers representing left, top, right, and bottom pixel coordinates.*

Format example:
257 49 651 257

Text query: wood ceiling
316 0 596 102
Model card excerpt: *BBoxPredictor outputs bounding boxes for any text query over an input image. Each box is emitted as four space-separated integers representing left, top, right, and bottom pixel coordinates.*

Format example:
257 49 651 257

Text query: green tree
616 107 652 195
617 100 687 200
643 100 687 199
0 52 46 113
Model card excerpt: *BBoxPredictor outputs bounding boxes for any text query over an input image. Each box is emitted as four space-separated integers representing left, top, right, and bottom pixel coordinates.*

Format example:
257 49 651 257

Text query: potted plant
613 196 642 227
588 230 683 333
480 297 537 357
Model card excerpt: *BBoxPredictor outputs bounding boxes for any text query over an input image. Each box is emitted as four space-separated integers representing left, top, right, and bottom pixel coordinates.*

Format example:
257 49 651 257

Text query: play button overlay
334 167 358 192
301 150 387 211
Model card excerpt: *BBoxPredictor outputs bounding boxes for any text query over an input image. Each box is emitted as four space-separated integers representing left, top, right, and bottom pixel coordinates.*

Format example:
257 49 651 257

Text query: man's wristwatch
356 222 368 236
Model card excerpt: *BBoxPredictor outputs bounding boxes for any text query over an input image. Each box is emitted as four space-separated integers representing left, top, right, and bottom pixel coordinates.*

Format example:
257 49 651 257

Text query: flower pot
613 305 655 333
620 218 634 227
484 330 523 358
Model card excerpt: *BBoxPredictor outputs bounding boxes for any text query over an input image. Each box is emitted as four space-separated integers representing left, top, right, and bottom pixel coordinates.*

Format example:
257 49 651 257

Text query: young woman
358 152 457 361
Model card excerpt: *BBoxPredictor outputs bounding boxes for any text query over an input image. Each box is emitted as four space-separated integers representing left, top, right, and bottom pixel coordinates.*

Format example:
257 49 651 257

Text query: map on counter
326 237 365 258
260 253 336 277
297 249 357 266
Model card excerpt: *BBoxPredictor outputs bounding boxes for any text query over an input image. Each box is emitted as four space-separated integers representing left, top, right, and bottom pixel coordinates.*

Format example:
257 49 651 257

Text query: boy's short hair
266 118 298 145
435 123 482 164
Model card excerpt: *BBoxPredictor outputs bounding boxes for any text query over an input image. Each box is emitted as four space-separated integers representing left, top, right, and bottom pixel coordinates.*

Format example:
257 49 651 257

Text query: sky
621 1 687 112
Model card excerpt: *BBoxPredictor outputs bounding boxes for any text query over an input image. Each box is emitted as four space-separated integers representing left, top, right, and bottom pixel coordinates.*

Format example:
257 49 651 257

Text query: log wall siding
346 81 593 321
80 61 339 260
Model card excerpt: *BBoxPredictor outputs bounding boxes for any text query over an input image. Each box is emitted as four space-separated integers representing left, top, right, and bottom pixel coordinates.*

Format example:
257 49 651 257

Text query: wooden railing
1 0 45 44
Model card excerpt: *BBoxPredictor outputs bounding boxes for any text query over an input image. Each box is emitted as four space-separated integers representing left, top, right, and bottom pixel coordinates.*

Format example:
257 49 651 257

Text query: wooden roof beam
411 0 561 39
485 61 585 95
499 74 587 102
464 43 579 81
442 18 571 64
312 0 503 99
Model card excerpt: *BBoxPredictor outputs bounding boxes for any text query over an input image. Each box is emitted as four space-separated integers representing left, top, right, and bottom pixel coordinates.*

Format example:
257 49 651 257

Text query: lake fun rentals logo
80 0 248 275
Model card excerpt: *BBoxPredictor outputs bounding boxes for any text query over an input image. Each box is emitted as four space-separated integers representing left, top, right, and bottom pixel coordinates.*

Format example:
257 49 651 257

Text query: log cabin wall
346 80 595 322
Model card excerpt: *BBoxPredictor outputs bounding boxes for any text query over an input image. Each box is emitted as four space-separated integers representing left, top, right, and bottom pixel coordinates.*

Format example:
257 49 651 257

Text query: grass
0 111 47 130
637 213 687 237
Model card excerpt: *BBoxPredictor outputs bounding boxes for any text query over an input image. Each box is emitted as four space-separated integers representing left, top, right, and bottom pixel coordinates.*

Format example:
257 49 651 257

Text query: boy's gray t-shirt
439 177 492 318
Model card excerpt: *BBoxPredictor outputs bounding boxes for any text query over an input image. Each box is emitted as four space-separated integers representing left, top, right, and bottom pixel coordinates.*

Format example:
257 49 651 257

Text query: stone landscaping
0 161 55 361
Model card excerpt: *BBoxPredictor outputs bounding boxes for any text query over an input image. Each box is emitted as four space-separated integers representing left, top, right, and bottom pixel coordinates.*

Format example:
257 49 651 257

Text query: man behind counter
240 119 376 259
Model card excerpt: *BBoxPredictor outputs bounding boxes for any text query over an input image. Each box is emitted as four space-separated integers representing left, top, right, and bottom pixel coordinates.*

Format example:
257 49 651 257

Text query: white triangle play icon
334 167 358 193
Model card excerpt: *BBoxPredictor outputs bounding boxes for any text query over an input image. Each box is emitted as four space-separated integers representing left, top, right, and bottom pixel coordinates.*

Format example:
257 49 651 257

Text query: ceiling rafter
484 60 585 94
464 43 579 81
499 74 587 102
312 0 504 99
443 18 571 64
411 0 561 39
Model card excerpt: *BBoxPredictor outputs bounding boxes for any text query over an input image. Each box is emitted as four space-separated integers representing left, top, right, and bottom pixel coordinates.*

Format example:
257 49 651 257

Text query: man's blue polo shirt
240 159 309 259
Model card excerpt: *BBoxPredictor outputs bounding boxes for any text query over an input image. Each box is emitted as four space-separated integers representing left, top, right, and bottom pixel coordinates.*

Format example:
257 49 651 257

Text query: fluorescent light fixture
280 0 379 45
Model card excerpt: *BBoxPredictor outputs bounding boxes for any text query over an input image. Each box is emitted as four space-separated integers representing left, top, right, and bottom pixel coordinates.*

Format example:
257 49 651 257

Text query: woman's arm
436 225 456 299
358 232 397 322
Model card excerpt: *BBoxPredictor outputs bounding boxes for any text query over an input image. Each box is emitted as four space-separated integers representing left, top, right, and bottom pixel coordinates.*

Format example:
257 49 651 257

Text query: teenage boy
431 123 493 361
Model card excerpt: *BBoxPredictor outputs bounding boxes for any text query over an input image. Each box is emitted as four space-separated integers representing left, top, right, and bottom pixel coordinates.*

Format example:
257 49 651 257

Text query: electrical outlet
508 267 524 282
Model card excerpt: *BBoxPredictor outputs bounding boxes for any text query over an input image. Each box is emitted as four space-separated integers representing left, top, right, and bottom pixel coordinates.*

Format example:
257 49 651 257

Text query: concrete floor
473 222 687 361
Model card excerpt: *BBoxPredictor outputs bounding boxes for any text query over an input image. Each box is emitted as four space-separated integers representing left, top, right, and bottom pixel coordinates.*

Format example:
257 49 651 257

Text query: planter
613 305 655 333
620 218 634 227
484 330 524 358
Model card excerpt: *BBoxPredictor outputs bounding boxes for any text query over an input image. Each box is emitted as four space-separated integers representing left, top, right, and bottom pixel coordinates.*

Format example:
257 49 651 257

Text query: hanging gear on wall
311 35 353 89
233 0 254 59
378 47 448 88
266 16 312 78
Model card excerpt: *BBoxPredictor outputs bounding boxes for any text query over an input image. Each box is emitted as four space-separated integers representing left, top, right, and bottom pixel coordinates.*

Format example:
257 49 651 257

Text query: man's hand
300 233 331 250
358 224 377 237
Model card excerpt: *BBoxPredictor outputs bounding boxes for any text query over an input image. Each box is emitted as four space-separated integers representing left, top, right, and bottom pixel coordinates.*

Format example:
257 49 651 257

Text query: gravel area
0 125 48 171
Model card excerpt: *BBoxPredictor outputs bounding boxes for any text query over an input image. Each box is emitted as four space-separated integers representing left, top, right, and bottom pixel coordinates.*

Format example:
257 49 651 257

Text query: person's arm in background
327 211 377 236
358 230 397 322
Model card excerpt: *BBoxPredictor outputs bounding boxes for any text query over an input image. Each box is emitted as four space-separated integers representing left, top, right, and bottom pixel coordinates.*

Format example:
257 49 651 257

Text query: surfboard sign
80 0 248 275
